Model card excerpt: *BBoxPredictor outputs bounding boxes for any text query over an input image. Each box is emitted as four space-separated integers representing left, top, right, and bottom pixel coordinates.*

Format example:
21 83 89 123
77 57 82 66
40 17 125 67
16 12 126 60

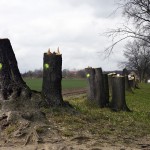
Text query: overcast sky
0 0 126 73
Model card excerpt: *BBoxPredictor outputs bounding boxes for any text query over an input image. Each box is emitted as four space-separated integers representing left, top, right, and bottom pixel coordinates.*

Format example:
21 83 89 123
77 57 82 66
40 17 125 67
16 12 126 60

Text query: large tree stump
0 39 64 147
111 76 130 111
85 67 96 101
95 68 106 107
42 50 63 106
103 73 109 106
0 39 31 100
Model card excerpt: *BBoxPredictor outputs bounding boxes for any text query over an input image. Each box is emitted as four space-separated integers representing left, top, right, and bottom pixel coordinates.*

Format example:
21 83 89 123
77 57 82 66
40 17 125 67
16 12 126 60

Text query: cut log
111 76 130 111
85 67 96 101
94 68 106 107
42 51 63 106
103 73 109 106
0 39 31 100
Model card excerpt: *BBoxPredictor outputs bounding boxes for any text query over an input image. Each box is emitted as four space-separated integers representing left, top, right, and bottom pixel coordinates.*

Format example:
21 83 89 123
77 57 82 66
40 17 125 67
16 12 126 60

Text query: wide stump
111 76 130 111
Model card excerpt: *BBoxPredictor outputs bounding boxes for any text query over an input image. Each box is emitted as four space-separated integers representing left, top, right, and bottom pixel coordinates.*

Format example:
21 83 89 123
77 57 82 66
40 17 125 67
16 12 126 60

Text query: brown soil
0 131 150 150
62 88 87 96
0 91 150 150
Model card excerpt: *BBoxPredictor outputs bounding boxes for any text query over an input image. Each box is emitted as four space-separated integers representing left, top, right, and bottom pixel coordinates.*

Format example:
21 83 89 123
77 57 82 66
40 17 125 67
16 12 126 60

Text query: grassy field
24 78 87 91
41 83 150 146
22 77 150 147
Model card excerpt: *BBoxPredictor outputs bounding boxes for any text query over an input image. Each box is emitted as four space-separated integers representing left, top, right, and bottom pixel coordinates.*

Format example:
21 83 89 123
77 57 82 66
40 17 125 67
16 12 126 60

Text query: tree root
24 128 43 146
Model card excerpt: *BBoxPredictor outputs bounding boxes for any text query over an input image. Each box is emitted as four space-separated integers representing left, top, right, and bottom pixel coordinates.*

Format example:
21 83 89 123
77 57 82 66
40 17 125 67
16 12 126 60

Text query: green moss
5 124 18 135
36 126 47 134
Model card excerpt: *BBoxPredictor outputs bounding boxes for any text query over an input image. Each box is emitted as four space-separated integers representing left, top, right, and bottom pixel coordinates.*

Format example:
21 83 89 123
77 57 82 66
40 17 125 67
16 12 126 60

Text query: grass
41 83 150 144
24 78 87 91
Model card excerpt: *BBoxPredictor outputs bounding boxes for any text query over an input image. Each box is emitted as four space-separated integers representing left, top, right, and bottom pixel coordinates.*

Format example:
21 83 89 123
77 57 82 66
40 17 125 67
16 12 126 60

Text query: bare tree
106 0 150 53
123 39 150 82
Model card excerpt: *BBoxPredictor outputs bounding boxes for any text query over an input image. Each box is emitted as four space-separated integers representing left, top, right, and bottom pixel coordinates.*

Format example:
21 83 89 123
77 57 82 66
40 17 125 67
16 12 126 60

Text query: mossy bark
42 53 63 106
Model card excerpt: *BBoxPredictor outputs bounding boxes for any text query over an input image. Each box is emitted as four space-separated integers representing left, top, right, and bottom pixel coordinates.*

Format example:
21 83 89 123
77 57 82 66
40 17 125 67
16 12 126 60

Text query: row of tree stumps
85 67 130 111
0 38 133 112
41 50 134 111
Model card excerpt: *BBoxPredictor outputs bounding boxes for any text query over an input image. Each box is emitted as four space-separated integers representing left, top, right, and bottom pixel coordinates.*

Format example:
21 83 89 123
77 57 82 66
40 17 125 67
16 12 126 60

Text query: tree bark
42 52 63 106
111 76 130 111
94 68 106 107
0 39 31 100
122 68 133 92
108 74 113 96
85 67 96 102
103 73 109 106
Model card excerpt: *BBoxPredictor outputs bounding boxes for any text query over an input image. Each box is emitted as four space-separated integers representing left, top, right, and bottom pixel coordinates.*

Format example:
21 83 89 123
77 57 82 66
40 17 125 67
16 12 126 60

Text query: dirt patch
62 88 87 96
0 90 150 150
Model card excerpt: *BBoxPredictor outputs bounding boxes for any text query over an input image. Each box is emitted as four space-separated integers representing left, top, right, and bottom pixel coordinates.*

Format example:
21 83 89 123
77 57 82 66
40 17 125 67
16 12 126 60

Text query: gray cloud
0 0 125 73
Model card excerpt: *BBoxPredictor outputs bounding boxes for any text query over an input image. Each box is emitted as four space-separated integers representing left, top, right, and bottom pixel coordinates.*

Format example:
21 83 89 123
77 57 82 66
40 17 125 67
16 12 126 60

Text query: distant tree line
22 69 43 78
22 69 86 79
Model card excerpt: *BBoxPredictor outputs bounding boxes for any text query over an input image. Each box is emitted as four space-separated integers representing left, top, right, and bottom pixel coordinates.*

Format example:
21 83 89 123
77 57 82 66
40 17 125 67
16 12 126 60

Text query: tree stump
0 39 65 147
94 68 106 107
42 50 63 106
108 73 116 96
0 39 31 100
129 75 140 89
103 73 109 106
122 68 133 93
111 76 130 111
85 67 96 102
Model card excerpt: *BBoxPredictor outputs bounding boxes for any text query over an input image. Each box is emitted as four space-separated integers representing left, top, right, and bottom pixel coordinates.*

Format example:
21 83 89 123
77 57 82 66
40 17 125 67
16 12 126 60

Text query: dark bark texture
103 73 109 106
85 68 96 101
94 68 106 107
42 52 63 106
111 76 130 111
0 39 31 100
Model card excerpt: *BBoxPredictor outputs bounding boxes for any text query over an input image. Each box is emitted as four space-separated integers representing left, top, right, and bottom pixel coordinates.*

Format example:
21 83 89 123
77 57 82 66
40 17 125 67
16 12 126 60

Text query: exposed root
24 128 43 146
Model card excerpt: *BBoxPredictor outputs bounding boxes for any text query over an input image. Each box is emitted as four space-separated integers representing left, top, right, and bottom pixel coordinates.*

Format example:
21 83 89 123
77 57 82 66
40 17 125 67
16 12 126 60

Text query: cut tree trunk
42 52 63 106
0 39 31 100
103 73 109 106
85 67 96 102
129 75 140 89
111 76 130 111
94 68 106 107
122 68 133 93
108 74 114 97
